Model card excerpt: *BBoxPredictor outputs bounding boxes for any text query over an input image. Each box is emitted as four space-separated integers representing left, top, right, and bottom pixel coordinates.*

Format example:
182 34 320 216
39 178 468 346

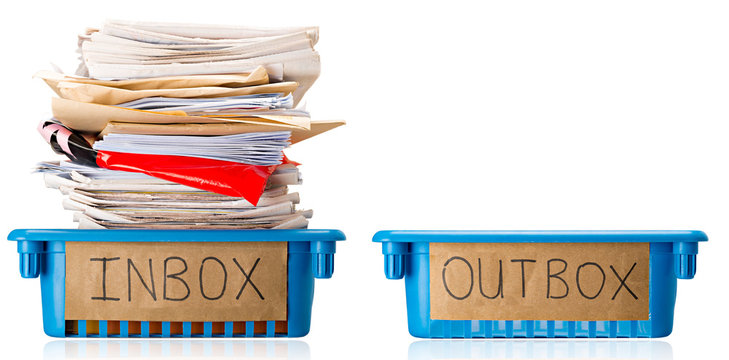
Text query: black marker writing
547 259 569 299
611 263 638 300
127 258 157 301
234 258 264 300
199 257 227 300
90 257 120 301
576 262 605 300
442 256 473 300
478 259 503 299
511 259 536 298
163 256 190 301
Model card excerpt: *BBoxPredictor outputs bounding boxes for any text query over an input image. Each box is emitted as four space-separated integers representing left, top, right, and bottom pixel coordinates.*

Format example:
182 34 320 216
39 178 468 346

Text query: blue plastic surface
9 229 345 338
373 230 707 338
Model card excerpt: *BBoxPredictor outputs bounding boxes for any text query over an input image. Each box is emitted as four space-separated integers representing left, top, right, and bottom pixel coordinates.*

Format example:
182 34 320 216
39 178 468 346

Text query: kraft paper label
65 241 287 322
429 242 649 321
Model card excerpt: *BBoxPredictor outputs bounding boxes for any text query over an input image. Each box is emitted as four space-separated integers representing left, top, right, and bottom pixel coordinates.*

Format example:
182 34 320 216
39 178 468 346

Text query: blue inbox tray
9 229 345 338
373 230 706 338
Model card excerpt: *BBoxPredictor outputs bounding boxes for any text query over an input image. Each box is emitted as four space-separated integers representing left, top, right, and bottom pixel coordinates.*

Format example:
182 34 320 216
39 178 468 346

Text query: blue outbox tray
373 230 706 338
9 229 345 338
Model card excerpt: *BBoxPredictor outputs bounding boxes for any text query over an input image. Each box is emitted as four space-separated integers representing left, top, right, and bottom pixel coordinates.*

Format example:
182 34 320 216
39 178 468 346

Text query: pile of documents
34 20 343 229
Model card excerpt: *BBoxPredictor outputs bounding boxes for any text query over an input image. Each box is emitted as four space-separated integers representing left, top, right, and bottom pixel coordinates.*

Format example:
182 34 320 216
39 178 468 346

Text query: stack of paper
75 19 320 104
37 162 308 229
33 21 343 229
94 131 292 165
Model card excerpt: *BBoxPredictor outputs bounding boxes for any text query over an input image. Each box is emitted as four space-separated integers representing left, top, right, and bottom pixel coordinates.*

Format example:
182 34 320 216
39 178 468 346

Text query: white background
1 1 727 359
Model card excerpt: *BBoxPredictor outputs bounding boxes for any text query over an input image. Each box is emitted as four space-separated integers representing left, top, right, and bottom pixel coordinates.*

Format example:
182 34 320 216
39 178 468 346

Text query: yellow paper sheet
34 66 269 94
56 80 299 105
52 97 310 132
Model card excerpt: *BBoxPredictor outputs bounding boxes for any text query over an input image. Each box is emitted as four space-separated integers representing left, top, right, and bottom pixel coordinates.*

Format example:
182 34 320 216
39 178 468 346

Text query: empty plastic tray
373 230 706 338
9 229 345 338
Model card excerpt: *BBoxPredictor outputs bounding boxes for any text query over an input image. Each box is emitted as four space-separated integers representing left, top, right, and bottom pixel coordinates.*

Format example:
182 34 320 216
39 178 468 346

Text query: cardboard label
65 242 287 322
430 242 649 321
